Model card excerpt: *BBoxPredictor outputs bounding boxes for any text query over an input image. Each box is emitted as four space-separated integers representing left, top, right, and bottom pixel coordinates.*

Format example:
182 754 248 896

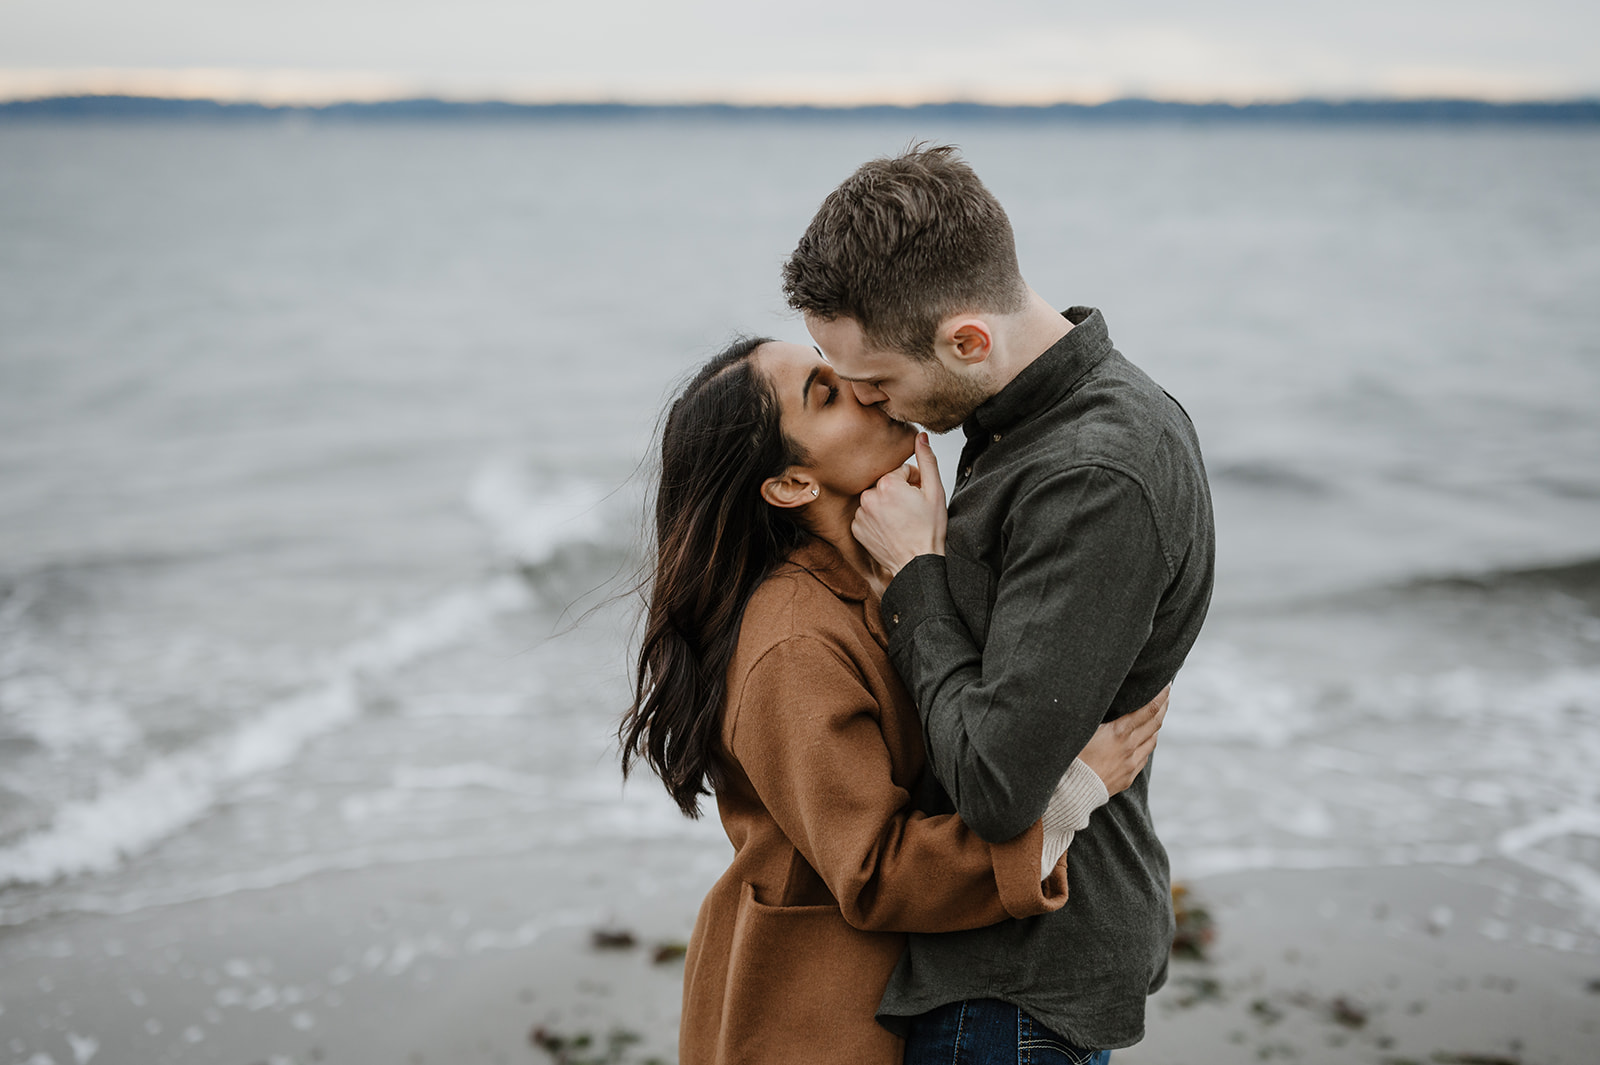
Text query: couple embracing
621 145 1215 1064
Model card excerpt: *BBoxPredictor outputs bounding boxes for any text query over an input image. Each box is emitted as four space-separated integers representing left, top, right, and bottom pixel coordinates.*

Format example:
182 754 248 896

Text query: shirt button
992 433 1002 442
891 613 900 625
962 466 972 477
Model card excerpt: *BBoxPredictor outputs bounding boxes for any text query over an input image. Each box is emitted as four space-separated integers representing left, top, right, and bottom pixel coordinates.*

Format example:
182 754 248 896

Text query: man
782 145 1215 1063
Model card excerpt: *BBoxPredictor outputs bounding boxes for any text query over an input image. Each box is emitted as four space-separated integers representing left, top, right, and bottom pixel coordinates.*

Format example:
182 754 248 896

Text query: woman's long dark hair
620 336 812 817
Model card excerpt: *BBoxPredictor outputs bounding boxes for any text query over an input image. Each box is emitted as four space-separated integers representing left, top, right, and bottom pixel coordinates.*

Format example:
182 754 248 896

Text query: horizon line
5 92 1600 111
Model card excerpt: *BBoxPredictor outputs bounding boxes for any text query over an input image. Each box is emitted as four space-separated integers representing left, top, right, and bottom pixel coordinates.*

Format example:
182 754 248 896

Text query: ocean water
1 118 1598 947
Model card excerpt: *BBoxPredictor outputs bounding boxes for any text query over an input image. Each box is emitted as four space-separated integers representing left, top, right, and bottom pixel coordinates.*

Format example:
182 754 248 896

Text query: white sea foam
0 674 141 757
1498 806 1600 910
1166 643 1316 747
391 762 553 797
466 459 622 568
1158 651 1600 923
0 576 532 893
1173 842 1486 879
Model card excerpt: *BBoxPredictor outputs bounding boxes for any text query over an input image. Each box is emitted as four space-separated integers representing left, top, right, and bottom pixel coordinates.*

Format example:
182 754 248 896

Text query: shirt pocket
944 549 995 645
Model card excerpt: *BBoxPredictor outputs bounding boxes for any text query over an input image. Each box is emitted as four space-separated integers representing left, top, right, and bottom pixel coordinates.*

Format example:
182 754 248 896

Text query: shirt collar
968 307 1113 437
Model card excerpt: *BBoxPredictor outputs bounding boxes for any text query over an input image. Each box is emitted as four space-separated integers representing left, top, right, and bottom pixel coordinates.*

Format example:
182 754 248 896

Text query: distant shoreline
4 94 1599 124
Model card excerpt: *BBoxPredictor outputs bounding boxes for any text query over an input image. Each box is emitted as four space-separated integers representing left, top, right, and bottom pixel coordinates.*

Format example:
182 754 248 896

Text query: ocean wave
0 673 141 758
1498 806 1600 910
1398 552 1600 606
1166 644 1315 747
1171 842 1487 879
1211 459 1331 497
1173 640 1600 746
0 576 531 894
466 458 637 571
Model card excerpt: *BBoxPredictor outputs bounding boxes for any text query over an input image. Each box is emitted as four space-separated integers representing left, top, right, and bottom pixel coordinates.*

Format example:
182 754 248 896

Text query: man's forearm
883 555 1105 841
882 467 1171 842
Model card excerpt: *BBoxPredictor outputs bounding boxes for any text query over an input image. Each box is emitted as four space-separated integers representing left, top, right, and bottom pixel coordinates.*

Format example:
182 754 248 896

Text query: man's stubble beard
903 359 993 434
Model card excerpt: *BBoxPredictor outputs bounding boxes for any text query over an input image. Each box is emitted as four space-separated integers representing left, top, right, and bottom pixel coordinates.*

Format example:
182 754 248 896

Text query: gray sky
2 0 1596 103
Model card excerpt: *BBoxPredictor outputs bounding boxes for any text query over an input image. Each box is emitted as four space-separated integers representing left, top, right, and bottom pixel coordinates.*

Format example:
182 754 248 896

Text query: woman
621 336 1166 1065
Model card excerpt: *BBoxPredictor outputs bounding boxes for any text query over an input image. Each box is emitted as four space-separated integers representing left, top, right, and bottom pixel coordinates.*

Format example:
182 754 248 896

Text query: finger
914 433 944 504
904 462 922 488
1119 693 1166 736
1131 733 1159 768
1131 698 1170 740
1126 712 1166 752
1139 697 1177 729
1131 684 1171 720
1125 700 1161 725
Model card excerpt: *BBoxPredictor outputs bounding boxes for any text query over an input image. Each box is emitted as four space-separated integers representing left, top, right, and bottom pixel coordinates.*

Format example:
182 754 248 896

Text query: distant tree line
3 95 1597 124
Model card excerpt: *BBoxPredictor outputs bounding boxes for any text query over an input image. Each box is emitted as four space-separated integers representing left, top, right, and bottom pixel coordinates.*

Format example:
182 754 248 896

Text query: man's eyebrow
801 365 821 408
810 344 874 384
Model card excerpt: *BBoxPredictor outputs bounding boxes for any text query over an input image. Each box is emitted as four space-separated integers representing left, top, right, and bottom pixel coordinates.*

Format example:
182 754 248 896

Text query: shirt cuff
881 553 955 648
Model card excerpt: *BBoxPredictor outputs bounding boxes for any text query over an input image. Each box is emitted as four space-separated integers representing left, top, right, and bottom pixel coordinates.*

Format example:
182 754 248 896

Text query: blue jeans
903 999 1111 1065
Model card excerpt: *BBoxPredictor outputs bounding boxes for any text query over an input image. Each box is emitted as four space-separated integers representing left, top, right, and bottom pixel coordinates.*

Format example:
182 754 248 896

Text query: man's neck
984 288 1073 395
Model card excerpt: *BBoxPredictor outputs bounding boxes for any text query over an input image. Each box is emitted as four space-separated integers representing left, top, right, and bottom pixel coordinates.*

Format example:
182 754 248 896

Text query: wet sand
2 853 1596 1064
1124 863 1599 1065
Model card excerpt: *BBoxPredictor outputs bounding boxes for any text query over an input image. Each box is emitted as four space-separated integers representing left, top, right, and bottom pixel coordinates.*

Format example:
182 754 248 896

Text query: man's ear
761 469 819 509
943 317 993 366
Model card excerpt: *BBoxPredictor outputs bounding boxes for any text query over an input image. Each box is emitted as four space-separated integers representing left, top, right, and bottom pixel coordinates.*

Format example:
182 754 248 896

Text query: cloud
2 0 1596 103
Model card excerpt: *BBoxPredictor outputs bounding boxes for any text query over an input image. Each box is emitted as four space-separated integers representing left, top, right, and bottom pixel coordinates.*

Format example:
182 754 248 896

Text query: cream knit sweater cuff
1040 757 1112 880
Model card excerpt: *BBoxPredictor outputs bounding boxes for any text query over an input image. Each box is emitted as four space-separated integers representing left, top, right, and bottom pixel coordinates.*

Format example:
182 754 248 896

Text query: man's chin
913 414 964 435
885 411 952 435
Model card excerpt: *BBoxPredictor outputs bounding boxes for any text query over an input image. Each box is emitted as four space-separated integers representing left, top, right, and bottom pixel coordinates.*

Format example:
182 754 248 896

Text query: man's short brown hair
782 144 1027 361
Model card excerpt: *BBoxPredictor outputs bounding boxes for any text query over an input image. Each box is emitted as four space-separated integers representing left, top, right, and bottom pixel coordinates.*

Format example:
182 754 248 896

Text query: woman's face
755 341 918 499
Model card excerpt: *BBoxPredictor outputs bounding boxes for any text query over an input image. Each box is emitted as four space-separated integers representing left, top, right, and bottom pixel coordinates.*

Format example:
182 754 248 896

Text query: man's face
804 314 990 434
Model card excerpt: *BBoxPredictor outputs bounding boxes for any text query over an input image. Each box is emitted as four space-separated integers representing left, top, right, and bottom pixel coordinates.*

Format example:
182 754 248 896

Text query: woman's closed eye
823 383 839 406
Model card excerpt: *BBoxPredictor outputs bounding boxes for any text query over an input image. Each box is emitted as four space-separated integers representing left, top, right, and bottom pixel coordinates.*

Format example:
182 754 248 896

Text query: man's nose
850 380 887 405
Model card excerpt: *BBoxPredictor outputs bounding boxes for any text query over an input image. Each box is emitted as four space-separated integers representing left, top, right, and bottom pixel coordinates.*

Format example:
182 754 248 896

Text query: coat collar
783 537 890 648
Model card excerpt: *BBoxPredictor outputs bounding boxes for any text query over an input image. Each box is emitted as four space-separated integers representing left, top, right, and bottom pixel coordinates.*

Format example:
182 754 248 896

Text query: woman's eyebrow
802 365 822 408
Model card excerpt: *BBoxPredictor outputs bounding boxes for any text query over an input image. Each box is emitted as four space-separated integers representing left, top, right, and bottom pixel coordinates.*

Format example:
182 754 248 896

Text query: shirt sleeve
726 633 1068 934
881 464 1170 843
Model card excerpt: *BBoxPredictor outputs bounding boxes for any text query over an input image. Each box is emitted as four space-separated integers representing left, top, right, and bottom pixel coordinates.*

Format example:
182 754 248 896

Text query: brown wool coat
679 539 1069 1065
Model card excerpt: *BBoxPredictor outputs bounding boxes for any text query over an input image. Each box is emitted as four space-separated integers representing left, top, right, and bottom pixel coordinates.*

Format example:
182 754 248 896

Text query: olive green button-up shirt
877 307 1216 1050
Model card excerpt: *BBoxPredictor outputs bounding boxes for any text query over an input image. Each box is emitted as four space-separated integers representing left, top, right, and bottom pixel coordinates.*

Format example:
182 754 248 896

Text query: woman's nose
850 380 887 406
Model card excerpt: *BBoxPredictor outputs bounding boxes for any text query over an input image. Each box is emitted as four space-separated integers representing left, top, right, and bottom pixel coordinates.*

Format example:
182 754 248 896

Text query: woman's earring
811 488 819 498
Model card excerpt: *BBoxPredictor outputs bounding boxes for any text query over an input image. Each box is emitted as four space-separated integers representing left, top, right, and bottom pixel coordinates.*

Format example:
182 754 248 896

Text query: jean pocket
1019 1012 1101 1065
1019 1036 1099 1065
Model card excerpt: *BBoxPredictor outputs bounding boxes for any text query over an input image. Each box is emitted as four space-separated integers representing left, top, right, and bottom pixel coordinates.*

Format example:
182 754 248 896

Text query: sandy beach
3 846 1596 1065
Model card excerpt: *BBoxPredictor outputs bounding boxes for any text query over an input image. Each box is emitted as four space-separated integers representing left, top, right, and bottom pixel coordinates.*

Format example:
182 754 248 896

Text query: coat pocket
714 881 903 1064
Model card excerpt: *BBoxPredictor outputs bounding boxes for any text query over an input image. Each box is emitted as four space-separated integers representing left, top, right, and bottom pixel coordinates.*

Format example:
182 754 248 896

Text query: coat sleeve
725 633 1067 934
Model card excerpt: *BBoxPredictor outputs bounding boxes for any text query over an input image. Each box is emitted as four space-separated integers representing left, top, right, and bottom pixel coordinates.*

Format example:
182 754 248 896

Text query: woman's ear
761 470 819 509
